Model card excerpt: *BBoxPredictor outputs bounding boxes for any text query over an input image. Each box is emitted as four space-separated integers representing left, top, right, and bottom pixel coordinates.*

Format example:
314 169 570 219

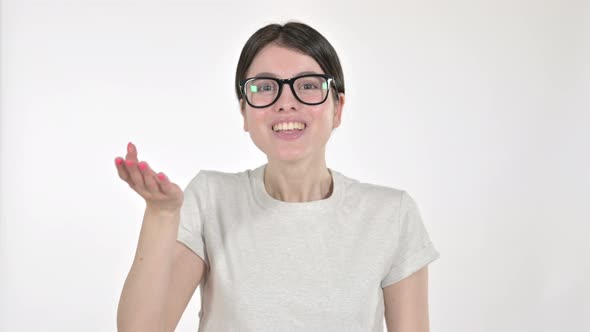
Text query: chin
270 149 310 162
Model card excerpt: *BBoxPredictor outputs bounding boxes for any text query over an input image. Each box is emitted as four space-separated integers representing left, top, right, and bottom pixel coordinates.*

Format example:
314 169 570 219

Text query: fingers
155 172 172 194
139 161 159 192
139 164 174 197
115 143 168 192
115 142 175 197
126 142 139 163
115 157 130 182
125 158 145 189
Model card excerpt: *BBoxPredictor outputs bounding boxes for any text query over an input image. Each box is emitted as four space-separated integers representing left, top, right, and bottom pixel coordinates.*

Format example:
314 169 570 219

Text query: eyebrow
252 71 321 78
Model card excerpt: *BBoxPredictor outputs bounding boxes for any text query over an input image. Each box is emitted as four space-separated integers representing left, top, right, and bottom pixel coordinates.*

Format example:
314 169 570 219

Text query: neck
263 158 333 203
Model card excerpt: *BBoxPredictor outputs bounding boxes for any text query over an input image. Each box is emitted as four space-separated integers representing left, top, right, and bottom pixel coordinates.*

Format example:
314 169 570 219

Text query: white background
1 0 588 331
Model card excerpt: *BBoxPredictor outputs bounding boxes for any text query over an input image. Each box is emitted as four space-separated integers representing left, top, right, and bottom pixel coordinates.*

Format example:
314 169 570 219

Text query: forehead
246 44 325 78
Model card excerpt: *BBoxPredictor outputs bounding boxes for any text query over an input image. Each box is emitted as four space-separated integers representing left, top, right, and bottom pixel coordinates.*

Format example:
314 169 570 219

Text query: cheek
310 105 334 125
246 111 270 133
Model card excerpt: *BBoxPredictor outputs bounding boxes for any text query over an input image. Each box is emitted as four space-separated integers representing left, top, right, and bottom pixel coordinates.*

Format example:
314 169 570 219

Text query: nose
274 83 298 111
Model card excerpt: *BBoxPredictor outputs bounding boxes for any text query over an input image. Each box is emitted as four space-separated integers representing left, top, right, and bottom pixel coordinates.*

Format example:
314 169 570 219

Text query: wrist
144 204 180 219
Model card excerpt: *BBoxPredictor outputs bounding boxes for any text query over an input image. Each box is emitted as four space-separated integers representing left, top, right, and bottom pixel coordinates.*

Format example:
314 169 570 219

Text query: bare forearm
117 207 180 332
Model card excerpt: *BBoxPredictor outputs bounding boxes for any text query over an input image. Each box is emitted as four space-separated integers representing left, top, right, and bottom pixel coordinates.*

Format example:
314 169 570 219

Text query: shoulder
338 171 406 208
185 167 251 192
194 168 247 181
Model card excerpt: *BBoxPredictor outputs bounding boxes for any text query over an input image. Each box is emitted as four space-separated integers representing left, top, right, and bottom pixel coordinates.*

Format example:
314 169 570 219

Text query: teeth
272 122 306 132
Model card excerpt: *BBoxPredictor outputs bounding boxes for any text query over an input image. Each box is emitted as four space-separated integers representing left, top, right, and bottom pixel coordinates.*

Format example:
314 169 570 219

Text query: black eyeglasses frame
239 73 338 109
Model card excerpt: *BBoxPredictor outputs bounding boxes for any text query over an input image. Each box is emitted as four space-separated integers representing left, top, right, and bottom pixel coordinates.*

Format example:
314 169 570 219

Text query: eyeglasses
239 74 337 109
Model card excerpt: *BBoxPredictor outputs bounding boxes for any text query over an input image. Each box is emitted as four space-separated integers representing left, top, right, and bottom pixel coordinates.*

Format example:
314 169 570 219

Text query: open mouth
271 123 307 139
271 123 307 132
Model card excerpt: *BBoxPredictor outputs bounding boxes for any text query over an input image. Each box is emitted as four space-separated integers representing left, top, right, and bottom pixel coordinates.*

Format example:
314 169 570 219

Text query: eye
297 81 320 90
250 79 278 94
296 76 325 90
259 84 275 91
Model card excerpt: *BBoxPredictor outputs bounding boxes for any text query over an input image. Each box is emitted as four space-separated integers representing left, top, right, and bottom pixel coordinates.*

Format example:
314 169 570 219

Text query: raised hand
114 142 183 213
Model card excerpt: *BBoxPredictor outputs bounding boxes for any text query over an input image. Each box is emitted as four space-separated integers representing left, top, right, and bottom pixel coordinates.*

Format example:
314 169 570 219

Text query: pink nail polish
127 142 132 153
139 162 147 170
157 173 167 181
115 157 123 165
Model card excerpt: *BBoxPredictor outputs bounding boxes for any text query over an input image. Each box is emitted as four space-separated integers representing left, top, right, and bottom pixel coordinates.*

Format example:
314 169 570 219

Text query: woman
115 21 440 332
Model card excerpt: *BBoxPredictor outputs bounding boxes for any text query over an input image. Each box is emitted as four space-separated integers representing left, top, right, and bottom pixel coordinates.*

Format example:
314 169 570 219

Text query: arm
383 266 431 332
115 142 207 331
116 208 207 332
163 241 207 332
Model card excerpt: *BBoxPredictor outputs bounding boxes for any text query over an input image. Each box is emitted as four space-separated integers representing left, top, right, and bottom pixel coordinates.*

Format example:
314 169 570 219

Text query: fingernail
157 173 167 181
139 162 147 171
115 157 123 165
127 142 133 153
125 160 134 166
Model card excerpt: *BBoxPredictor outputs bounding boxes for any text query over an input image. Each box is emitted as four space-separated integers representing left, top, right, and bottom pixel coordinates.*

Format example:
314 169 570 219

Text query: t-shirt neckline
250 163 344 212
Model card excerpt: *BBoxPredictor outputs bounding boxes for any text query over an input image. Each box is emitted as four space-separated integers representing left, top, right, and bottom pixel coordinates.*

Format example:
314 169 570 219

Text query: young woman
115 21 440 332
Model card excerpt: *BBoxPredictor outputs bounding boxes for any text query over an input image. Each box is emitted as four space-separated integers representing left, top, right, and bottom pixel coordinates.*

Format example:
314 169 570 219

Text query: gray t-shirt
177 163 440 332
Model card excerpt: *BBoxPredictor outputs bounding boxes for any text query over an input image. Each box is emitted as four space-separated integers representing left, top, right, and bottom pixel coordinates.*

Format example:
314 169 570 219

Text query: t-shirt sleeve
381 191 440 288
176 170 210 268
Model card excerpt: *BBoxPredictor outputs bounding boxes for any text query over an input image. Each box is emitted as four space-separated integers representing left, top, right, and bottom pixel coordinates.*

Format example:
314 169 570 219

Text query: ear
239 99 249 132
332 93 345 129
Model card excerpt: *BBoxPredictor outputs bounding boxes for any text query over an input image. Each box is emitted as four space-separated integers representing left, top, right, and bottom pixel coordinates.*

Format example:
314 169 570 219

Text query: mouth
271 123 307 132
271 123 307 140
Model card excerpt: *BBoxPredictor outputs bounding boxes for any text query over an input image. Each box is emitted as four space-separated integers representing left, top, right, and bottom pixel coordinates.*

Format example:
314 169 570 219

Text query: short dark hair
234 21 345 104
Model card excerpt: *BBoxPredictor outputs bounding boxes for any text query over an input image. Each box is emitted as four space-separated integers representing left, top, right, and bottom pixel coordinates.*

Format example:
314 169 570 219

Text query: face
240 44 345 163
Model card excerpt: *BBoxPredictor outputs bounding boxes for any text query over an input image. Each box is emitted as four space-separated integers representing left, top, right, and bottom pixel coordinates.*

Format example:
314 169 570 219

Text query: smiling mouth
271 123 307 133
